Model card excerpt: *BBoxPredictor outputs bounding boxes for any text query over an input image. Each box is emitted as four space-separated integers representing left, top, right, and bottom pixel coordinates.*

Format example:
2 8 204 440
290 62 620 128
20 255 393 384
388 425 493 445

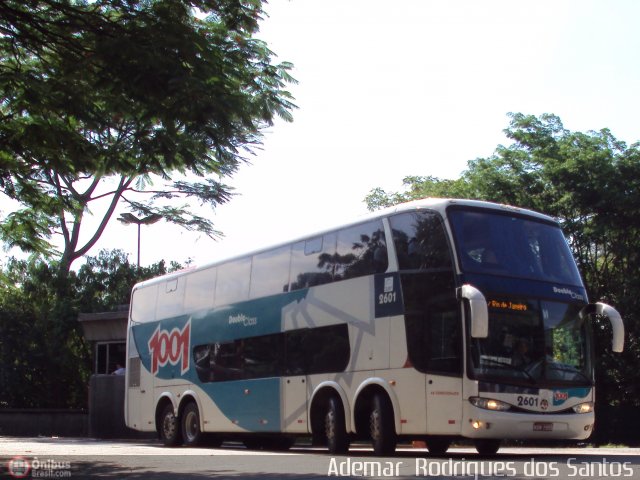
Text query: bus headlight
469 397 511 412
572 402 594 414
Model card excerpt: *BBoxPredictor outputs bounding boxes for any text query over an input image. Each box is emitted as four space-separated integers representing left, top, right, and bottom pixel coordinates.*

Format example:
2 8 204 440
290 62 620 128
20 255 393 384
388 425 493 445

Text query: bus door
424 309 463 434
426 373 463 434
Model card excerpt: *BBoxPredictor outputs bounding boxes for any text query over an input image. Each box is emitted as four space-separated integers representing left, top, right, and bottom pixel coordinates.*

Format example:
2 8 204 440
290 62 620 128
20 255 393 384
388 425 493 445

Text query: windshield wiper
479 357 536 383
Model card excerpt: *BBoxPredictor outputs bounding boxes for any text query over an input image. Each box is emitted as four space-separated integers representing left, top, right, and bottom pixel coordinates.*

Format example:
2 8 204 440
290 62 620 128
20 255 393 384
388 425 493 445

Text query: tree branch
71 174 136 261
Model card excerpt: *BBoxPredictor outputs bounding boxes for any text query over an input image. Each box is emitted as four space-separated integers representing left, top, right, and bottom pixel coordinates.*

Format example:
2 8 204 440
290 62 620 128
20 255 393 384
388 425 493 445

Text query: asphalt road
1 437 639 480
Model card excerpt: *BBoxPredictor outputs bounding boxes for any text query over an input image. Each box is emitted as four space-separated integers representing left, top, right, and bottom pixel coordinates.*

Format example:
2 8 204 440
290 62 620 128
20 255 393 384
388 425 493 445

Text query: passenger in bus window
112 363 126 375
511 339 532 367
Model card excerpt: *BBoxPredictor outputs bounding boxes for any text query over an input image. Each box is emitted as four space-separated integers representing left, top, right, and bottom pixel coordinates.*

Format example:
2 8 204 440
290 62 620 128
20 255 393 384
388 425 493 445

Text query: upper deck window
215 257 252 306
389 211 452 271
250 245 292 298
334 220 388 280
289 219 387 290
448 208 582 286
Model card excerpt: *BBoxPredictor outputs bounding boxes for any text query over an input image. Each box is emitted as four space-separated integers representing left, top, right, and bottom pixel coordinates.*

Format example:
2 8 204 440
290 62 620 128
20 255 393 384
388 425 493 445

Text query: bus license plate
533 422 553 432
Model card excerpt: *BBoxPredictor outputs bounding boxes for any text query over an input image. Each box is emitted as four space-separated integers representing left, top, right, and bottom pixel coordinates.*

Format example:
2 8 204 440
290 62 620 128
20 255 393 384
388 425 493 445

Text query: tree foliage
367 113 640 442
0 0 296 276
0 249 181 408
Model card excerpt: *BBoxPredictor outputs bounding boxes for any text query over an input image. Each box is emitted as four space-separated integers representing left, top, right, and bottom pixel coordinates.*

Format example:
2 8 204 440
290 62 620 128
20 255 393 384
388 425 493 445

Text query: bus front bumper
461 403 594 440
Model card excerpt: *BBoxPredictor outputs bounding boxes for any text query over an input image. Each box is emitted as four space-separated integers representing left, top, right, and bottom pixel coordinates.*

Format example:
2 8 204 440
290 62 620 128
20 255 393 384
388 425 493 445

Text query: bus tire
181 402 203 447
325 396 350 454
426 438 451 456
475 439 501 456
369 393 396 456
159 403 183 447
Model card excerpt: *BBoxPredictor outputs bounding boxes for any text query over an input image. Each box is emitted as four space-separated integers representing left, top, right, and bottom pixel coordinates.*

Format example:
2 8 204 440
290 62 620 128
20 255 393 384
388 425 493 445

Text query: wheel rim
163 411 178 440
370 408 382 442
325 409 336 441
184 410 199 443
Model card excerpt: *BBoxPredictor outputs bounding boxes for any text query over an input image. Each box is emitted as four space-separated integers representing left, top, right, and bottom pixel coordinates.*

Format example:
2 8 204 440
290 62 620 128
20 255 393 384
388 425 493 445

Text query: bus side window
389 212 451 271
284 324 350 375
289 233 337 290
131 284 159 323
250 245 292 299
184 267 216 313
242 334 283 378
215 257 251 306
392 211 461 376
156 277 185 321
403 273 462 376
193 342 244 382
335 220 387 281
192 325 351 383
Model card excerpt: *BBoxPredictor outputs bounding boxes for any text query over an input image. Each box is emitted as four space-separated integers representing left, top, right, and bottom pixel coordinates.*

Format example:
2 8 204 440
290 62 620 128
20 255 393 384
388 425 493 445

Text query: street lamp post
117 213 162 268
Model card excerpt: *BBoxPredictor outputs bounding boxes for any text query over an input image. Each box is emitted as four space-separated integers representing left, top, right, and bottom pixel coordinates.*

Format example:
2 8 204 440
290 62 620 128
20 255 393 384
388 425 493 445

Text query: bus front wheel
325 396 349 454
159 403 182 447
369 393 396 456
475 439 501 456
182 402 203 446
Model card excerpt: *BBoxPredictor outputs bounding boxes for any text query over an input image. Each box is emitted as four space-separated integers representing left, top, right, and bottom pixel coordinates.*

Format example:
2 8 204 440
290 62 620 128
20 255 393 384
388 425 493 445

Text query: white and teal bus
125 198 624 455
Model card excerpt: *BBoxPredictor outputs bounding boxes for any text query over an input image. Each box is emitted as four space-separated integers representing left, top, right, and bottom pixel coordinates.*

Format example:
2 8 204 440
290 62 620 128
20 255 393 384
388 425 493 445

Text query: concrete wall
0 375 153 439
0 409 87 437
89 374 153 439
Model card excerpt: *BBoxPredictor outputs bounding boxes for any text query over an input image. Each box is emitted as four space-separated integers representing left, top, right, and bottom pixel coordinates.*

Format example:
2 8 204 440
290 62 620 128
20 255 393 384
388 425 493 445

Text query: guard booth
78 306 128 375
79 305 149 438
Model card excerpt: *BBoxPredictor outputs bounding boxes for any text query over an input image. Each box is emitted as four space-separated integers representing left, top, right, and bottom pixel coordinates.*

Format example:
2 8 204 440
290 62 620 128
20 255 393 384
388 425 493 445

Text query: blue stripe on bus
132 289 309 379
199 378 281 431
551 387 591 406
131 289 308 431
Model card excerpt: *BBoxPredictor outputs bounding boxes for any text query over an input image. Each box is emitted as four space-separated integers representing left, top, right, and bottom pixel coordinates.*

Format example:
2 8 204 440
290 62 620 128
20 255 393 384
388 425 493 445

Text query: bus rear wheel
475 439 501 456
159 403 182 447
369 393 396 456
325 396 350 454
182 402 203 446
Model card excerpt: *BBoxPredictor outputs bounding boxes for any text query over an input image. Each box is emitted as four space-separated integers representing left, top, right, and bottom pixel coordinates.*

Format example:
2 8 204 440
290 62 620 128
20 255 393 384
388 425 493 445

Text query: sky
4 0 640 269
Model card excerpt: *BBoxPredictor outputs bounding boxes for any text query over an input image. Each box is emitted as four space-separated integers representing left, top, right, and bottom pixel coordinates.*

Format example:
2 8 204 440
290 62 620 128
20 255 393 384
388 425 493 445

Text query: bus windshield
467 298 593 387
448 208 582 286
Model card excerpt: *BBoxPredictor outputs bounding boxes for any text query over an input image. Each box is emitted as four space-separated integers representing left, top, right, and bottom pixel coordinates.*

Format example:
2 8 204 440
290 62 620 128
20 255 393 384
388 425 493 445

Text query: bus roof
378 197 555 223
132 198 557 290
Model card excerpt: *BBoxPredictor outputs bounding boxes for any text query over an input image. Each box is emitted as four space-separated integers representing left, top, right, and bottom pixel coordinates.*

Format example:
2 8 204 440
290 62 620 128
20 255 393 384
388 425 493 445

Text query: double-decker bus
124 198 624 455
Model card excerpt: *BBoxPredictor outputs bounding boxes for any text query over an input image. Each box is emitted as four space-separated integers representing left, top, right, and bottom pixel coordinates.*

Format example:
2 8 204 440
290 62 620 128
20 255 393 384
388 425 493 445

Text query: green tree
365 176 471 210
75 248 182 312
367 113 640 442
0 257 87 407
0 249 182 408
0 0 296 278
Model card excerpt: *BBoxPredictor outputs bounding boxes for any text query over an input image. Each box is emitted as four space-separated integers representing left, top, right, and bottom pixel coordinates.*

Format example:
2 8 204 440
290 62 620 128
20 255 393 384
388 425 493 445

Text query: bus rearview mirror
461 284 489 338
580 302 625 353
595 302 625 353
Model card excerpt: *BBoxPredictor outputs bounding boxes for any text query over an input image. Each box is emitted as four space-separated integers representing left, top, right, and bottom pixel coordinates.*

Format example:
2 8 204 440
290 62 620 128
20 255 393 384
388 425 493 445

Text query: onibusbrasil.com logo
6 456 71 478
